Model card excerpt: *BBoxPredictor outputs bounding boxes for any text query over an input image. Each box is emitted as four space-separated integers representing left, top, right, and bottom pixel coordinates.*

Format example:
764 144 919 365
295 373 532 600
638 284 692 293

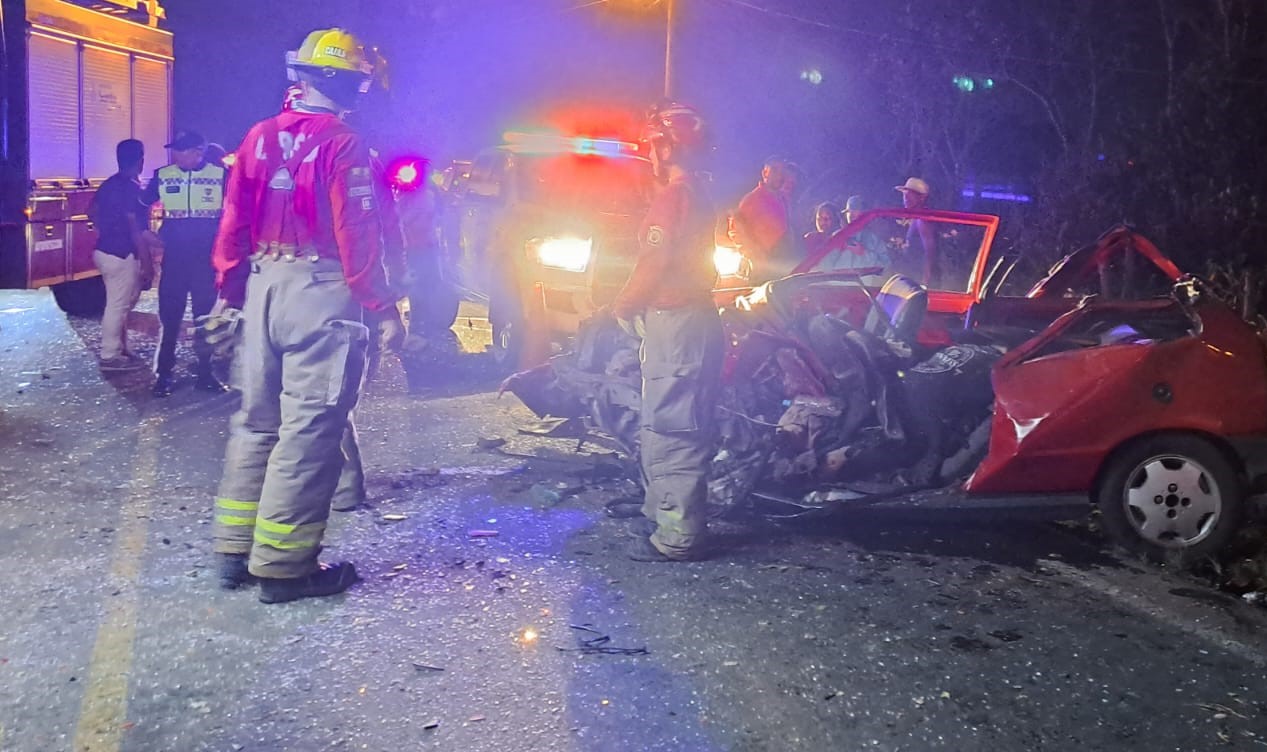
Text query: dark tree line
818 0 1267 299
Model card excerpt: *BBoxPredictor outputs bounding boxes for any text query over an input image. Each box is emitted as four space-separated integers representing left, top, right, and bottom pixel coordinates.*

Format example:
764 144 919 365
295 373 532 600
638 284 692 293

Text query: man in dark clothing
613 102 723 562
91 139 154 370
141 130 228 396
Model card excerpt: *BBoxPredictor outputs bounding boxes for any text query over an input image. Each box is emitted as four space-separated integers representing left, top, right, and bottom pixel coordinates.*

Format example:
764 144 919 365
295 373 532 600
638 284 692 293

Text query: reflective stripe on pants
211 258 369 578
637 303 723 558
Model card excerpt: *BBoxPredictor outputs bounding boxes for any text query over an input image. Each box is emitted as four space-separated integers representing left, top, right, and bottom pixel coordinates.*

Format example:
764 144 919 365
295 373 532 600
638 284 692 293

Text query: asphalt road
1 289 1266 752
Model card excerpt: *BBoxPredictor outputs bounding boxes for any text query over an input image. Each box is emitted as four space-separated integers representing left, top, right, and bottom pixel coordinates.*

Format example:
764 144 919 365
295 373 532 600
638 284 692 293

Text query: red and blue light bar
502 131 643 159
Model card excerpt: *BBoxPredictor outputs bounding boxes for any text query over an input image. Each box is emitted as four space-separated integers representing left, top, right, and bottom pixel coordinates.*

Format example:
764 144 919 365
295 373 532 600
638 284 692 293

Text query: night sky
166 0 881 207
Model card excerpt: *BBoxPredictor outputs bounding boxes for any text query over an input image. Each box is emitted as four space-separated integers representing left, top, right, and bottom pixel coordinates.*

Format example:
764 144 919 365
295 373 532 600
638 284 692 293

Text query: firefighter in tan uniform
208 29 405 603
612 103 723 562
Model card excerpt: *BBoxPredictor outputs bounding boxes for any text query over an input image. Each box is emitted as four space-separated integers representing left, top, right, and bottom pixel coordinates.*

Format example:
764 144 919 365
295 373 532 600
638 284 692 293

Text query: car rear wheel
1095 433 1244 565
51 277 106 318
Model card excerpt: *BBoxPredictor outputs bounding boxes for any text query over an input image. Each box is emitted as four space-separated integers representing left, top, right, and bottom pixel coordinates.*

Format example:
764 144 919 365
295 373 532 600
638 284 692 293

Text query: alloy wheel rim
1122 454 1221 548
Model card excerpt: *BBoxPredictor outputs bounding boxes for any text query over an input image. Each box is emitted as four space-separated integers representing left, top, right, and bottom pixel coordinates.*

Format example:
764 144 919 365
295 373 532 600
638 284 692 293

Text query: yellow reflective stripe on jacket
215 498 259 512
157 163 225 220
253 531 320 551
215 514 256 527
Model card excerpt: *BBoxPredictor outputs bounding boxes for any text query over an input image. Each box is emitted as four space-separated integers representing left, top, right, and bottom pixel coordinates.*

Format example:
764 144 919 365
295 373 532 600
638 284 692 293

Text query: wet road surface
1 289 1265 752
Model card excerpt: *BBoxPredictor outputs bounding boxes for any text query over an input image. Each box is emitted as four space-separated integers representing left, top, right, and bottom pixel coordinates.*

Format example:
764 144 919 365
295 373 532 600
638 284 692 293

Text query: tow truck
0 0 172 316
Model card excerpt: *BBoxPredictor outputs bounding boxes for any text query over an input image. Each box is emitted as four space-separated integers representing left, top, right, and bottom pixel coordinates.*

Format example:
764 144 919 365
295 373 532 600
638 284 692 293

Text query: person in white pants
89 139 152 369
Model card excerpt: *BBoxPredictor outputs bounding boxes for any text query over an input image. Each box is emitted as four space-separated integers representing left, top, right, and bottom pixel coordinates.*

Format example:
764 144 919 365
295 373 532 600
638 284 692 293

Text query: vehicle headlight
714 245 746 278
535 236 593 273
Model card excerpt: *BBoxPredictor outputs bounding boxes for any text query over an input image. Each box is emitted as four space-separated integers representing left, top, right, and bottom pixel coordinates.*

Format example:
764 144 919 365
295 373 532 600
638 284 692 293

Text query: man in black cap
141 130 230 396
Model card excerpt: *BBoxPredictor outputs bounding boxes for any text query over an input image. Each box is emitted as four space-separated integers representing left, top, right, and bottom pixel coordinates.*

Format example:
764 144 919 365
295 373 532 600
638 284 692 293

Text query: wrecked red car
503 212 1267 564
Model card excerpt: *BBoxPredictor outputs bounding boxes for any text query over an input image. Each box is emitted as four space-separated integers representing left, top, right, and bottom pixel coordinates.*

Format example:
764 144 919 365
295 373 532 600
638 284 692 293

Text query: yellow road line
72 415 161 751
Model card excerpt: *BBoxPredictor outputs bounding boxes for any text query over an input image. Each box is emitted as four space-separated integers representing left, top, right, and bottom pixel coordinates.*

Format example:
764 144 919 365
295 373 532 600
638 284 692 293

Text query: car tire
51 277 107 318
1095 433 1245 566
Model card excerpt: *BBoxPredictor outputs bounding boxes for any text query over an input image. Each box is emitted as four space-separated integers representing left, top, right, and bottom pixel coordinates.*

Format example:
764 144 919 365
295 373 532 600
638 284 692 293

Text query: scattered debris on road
558 624 648 656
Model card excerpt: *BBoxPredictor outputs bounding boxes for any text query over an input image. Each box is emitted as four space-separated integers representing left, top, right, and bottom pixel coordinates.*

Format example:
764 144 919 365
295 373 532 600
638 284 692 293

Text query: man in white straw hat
894 177 937 285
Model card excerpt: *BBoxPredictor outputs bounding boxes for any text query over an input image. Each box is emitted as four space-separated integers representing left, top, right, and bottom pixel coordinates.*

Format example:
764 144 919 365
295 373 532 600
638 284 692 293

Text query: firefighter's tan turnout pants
332 418 366 511
212 257 369 578
638 303 724 558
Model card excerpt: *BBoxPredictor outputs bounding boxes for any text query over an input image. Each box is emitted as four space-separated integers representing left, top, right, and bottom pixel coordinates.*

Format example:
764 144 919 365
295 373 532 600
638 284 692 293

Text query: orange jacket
731 182 789 261
213 109 395 311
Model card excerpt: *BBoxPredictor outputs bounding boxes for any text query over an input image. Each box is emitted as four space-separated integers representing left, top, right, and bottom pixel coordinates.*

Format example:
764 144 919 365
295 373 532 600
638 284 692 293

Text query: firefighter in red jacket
209 28 404 603
613 102 723 562
278 82 400 514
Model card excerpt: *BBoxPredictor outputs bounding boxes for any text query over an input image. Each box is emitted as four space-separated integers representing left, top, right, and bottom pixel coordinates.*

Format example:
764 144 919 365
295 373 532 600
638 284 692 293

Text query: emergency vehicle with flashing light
436 130 655 367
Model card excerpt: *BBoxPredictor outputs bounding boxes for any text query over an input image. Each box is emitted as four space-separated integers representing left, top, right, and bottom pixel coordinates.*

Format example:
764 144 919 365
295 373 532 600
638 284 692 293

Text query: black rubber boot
196 371 229 393
152 374 174 398
258 562 360 604
216 553 253 590
628 536 709 562
195 362 229 393
624 518 657 539
330 495 364 513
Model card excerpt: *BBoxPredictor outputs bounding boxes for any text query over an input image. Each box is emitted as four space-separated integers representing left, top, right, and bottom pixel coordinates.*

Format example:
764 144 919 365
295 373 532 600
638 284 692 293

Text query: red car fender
967 300 1267 495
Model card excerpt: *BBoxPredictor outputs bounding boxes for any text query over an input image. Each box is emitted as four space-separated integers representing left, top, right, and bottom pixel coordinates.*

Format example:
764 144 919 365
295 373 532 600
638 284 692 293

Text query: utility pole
663 0 675 99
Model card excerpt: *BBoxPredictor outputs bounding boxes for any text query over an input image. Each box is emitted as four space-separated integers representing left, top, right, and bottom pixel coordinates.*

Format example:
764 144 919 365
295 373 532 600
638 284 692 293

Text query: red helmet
281 84 304 112
643 101 705 149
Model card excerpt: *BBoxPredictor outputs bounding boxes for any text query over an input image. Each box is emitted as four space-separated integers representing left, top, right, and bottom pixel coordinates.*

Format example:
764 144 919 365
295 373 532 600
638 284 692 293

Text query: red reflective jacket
213 109 395 311
613 173 716 319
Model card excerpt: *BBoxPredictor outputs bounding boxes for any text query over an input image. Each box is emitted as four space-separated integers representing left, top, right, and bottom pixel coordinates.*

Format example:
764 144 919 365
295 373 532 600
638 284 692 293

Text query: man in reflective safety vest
141 130 229 396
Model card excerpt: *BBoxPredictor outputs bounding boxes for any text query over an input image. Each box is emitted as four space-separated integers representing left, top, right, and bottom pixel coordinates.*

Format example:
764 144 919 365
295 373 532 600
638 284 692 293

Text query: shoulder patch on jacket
646 225 665 247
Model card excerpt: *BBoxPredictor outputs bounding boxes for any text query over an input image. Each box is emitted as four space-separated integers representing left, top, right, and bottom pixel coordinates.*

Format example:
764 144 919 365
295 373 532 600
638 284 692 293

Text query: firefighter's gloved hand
377 308 407 353
197 304 243 358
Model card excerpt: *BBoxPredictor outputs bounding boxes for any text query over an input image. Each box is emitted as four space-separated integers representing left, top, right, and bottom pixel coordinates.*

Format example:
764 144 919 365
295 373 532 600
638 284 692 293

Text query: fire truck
0 0 172 315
